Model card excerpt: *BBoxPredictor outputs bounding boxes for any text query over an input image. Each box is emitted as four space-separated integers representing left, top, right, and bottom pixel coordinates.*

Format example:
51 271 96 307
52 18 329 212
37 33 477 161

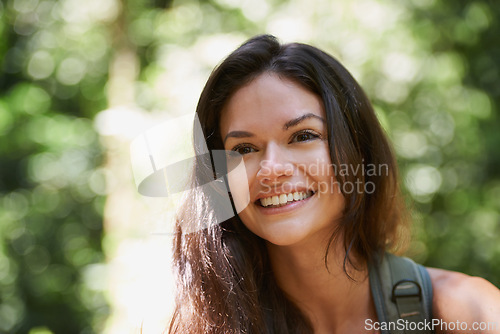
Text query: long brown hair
168 35 408 333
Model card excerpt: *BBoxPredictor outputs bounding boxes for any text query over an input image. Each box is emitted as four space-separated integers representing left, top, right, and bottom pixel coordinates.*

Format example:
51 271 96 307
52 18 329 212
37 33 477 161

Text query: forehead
220 73 324 135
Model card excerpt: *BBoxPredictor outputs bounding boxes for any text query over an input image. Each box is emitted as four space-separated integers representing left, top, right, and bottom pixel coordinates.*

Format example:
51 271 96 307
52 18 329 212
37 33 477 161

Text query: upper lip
254 187 314 201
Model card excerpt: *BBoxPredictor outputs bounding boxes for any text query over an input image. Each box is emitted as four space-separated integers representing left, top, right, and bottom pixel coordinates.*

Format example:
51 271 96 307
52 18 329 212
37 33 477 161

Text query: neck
266 234 376 333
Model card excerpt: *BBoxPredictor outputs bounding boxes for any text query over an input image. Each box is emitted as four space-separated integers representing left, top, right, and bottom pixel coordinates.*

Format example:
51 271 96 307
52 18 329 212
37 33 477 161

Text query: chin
253 221 331 248
262 234 305 247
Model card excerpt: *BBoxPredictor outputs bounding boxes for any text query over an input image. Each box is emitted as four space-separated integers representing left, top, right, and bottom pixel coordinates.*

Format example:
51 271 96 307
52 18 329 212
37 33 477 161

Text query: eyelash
231 144 257 155
230 129 321 155
290 129 321 143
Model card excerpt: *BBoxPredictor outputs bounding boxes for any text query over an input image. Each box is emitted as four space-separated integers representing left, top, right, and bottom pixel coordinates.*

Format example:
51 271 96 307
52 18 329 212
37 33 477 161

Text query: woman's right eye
231 144 257 155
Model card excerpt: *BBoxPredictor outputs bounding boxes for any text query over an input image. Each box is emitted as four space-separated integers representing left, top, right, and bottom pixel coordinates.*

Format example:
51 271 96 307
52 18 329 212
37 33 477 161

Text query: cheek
296 146 335 178
318 165 342 197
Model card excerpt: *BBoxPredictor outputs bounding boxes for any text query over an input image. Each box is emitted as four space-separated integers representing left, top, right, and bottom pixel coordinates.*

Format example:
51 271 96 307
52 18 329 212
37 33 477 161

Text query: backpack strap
369 252 434 334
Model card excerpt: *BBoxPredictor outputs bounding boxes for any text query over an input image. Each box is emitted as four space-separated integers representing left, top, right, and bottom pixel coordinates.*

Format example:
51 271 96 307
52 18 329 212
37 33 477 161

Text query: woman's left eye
291 130 321 143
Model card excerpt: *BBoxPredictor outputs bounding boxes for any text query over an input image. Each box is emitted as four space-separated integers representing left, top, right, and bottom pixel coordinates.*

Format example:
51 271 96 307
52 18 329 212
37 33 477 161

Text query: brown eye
291 130 320 143
232 145 256 155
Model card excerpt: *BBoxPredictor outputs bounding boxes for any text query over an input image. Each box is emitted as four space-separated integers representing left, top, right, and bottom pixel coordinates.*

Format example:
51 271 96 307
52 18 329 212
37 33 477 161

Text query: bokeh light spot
0 101 13 135
56 57 87 85
3 191 29 220
465 2 491 32
13 0 39 14
0 303 20 332
25 245 51 274
382 52 419 83
394 130 427 159
27 50 55 80
405 165 442 200
28 327 54 334
31 185 61 214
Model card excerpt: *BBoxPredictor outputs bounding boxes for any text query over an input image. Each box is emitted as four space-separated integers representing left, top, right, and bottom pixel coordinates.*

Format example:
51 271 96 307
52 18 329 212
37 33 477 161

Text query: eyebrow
283 113 326 130
223 113 325 144
223 131 254 144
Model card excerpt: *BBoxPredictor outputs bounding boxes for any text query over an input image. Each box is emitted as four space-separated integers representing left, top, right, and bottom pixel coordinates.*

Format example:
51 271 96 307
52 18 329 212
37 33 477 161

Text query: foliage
0 0 110 332
0 0 499 333
405 0 500 285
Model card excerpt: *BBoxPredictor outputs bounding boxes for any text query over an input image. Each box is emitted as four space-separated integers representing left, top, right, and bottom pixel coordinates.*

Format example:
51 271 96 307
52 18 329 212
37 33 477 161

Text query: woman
168 35 500 333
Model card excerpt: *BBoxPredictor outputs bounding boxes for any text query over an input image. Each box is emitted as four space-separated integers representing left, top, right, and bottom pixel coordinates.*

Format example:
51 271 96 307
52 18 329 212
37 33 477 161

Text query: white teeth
259 191 313 207
279 194 287 204
272 196 279 205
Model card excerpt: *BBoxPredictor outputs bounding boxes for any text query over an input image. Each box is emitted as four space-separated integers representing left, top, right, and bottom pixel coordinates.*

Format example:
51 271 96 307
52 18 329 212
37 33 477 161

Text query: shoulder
427 267 500 334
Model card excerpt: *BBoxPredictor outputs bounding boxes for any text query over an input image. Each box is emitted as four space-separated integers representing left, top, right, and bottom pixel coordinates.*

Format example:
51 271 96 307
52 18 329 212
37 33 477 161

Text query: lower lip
257 194 314 215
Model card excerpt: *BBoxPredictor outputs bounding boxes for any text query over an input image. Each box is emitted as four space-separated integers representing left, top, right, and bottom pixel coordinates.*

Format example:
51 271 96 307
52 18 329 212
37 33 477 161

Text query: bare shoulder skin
428 267 500 334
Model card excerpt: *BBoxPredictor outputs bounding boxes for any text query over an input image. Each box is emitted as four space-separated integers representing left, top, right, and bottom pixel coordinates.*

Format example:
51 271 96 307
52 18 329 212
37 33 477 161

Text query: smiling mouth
257 191 315 208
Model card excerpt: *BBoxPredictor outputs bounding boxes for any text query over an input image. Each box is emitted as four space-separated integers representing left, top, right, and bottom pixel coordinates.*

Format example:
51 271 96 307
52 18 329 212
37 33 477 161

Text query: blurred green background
0 0 499 333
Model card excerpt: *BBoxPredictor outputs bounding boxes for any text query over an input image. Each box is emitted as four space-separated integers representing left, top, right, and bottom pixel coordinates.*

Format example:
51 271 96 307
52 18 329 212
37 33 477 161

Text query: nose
256 142 294 183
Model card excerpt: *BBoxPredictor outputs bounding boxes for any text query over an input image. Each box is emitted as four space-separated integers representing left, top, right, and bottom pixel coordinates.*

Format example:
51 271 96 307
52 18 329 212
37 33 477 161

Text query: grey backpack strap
369 252 434 334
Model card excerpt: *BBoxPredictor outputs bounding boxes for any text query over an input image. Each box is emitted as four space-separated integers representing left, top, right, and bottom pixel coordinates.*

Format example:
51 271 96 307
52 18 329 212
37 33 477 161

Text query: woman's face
219 73 345 247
